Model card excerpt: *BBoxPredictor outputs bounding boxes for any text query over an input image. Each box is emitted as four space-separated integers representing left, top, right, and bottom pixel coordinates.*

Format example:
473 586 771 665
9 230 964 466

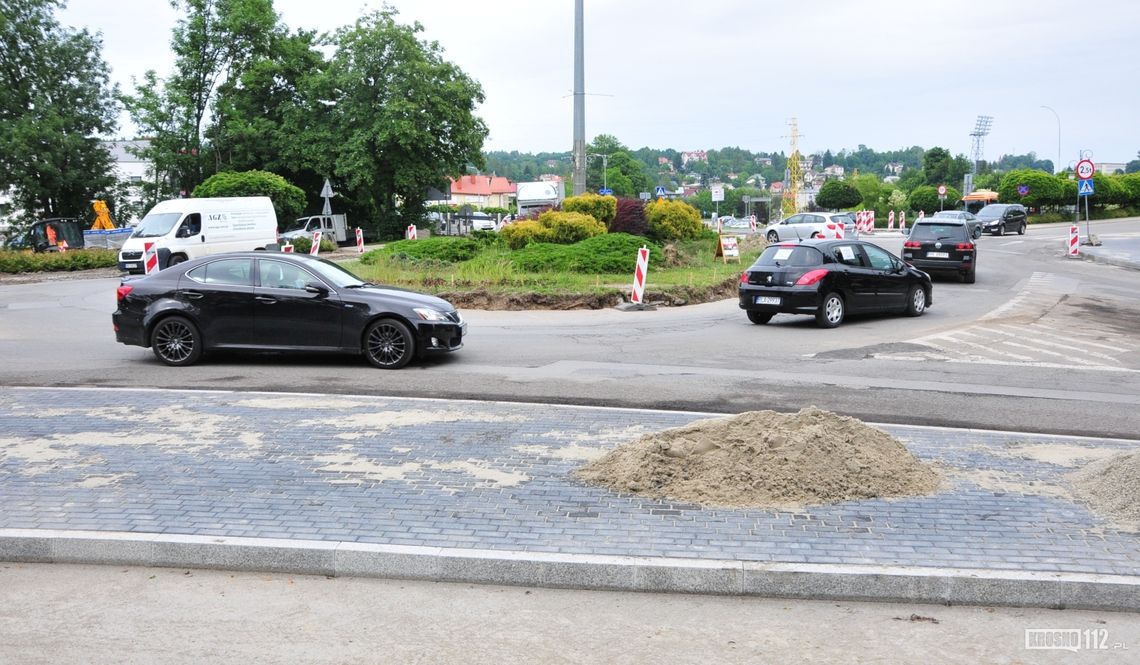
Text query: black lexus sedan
738 239 932 328
113 252 466 368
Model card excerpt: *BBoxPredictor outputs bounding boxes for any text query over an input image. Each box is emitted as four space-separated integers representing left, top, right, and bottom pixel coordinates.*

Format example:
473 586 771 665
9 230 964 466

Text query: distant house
1097 162 1127 175
682 184 702 197
885 162 904 176
770 181 785 194
822 165 845 179
538 174 564 184
658 156 671 165
756 157 773 167
448 174 517 209
681 150 707 165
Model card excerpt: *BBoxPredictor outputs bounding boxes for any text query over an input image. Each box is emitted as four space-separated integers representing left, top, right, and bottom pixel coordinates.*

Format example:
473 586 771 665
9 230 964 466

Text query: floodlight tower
970 115 993 174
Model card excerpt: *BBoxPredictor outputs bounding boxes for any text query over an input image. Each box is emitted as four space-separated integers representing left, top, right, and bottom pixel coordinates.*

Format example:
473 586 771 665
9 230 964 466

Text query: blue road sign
655 185 667 196
1017 184 1029 196
1078 179 1094 197
599 188 613 195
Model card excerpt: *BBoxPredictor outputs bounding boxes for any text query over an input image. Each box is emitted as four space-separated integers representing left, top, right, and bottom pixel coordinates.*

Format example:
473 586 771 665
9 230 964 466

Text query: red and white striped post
749 215 757 233
630 246 650 305
899 211 907 231
867 211 875 231
855 211 865 232
918 210 925 222
406 224 417 240
310 230 322 256
888 210 895 231
355 227 365 253
1068 225 1080 257
143 241 158 274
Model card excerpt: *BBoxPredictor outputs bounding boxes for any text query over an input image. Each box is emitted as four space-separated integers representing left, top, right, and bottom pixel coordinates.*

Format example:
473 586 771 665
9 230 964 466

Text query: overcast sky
59 0 1140 166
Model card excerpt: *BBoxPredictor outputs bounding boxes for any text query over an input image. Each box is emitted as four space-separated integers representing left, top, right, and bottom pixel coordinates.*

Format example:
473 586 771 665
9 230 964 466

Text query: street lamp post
1041 105 1061 174
589 153 609 192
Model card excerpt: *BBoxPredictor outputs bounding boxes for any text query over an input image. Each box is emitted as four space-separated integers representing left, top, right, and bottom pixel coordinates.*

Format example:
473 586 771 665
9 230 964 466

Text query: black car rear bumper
908 258 972 275
738 286 822 314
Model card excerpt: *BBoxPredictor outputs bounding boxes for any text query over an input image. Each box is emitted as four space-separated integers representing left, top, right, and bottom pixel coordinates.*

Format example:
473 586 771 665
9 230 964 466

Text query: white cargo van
117 197 278 274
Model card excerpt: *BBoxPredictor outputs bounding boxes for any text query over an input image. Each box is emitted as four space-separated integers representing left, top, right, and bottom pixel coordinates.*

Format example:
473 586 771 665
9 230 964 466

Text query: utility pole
571 0 586 196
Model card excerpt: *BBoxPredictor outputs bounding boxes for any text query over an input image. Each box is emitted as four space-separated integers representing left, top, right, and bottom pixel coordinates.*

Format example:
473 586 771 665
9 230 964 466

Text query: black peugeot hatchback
738 239 932 328
113 252 466 369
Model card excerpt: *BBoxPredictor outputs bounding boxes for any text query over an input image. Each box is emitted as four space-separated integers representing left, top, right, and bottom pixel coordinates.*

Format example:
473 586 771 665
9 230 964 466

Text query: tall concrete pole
571 0 586 196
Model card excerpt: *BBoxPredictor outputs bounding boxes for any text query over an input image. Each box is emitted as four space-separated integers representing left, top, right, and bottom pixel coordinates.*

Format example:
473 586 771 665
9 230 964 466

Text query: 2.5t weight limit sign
1076 159 1095 180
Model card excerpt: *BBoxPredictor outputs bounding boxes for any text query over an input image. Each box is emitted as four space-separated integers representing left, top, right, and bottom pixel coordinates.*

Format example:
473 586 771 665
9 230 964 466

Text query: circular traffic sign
937 185 947 196
1076 159 1095 180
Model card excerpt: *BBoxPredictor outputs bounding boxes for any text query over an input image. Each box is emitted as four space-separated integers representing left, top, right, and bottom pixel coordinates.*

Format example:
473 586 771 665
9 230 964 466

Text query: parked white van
117 197 278 274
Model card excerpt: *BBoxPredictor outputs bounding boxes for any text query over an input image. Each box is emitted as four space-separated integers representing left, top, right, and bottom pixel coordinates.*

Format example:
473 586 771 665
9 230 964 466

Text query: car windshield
910 224 966 241
284 219 309 232
977 205 1009 217
932 211 960 218
307 257 370 289
130 212 182 238
754 245 822 267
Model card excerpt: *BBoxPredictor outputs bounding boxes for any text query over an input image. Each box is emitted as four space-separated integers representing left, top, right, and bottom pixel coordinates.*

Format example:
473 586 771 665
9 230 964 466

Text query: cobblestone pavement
1 387 1137 577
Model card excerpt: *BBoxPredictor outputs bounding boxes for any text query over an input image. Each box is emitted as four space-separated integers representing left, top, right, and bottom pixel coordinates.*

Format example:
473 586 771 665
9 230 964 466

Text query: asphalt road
2 563 1135 664
2 218 1139 438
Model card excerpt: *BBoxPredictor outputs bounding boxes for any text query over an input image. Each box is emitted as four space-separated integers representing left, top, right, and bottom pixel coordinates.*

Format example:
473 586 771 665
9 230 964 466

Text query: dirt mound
575 407 941 509
1071 451 1140 532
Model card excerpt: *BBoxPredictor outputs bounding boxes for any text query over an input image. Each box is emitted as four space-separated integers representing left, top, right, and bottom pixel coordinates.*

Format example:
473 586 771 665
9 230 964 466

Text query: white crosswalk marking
875 272 1136 371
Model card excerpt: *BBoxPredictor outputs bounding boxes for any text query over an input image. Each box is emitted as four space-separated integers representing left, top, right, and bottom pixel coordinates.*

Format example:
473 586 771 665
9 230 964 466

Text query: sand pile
1071 451 1140 532
575 407 940 509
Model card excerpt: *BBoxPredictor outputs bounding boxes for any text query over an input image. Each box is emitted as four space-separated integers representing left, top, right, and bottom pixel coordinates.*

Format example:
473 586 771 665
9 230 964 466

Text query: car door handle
255 296 277 304
182 290 205 300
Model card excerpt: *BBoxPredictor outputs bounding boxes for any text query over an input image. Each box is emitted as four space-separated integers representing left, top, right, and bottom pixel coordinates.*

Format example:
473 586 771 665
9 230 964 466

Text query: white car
761 212 858 243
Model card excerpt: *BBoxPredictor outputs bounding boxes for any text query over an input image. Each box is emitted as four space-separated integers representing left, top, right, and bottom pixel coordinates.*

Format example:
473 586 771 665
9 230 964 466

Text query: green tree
1125 151 1140 174
0 0 118 220
192 170 305 221
815 181 862 210
299 9 488 239
848 174 884 211
922 147 952 186
908 185 962 214
996 169 1062 208
645 198 703 241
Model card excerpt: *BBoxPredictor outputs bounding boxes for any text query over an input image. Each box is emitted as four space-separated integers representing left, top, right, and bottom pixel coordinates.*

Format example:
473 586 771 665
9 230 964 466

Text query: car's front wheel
996 223 1005 236
151 316 202 366
905 286 927 316
815 292 845 328
364 318 415 369
972 226 982 240
747 311 773 325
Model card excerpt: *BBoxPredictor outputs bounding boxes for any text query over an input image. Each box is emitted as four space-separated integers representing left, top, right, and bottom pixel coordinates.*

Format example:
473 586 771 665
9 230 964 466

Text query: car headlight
413 307 450 321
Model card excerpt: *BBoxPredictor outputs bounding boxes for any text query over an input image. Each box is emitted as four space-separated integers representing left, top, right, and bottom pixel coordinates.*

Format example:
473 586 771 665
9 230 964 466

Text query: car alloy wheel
1018 222 1026 235
815 292 844 328
151 316 202 366
906 286 926 316
364 318 414 369
766 231 779 243
996 223 1004 236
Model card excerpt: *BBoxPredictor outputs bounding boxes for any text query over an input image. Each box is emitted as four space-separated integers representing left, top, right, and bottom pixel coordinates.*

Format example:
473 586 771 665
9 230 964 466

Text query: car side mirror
304 282 329 296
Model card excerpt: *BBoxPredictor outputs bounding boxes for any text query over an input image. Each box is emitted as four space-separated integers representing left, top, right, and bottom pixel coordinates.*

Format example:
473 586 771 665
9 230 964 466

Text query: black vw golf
113 252 466 369
738 239 933 328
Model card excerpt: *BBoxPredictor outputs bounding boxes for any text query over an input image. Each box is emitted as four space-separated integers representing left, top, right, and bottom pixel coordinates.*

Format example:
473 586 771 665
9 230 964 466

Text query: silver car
762 212 859 243
930 210 981 239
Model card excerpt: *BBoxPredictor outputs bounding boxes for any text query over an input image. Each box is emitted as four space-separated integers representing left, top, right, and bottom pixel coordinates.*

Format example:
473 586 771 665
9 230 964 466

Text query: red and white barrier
917 211 925 222
355 227 365 253
406 224 417 240
282 243 294 253
1068 225 1080 257
143 241 158 274
58 240 69 253
824 222 845 240
899 211 907 231
866 211 875 232
631 246 650 304
855 211 864 232
887 210 895 231
750 215 757 233
310 231 322 255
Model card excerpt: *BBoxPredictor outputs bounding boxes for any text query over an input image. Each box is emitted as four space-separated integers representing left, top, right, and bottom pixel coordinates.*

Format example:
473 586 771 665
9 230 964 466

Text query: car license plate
755 296 781 305
124 263 138 269
927 252 949 259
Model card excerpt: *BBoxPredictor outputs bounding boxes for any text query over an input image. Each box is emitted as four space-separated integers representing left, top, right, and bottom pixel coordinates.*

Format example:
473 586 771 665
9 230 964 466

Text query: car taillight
795 269 828 286
116 285 133 302
956 242 975 250
903 241 921 249
740 271 749 284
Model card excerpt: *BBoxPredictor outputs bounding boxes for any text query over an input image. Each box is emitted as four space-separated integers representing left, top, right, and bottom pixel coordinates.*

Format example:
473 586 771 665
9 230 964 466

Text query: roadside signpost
655 185 667 198
1076 155 1095 239
599 188 613 195
711 185 724 219
1076 159 1095 180
639 191 651 201
937 184 947 211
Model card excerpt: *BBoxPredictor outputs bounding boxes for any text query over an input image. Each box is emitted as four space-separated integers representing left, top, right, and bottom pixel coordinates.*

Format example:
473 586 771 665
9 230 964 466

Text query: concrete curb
3 529 1138 612
1081 248 1140 271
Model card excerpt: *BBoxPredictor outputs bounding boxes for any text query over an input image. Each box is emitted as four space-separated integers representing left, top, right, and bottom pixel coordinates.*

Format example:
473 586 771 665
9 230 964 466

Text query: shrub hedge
363 236 481 264
645 199 703 241
0 249 119 273
287 236 338 254
562 193 617 225
509 233 661 274
499 211 606 250
611 197 649 235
